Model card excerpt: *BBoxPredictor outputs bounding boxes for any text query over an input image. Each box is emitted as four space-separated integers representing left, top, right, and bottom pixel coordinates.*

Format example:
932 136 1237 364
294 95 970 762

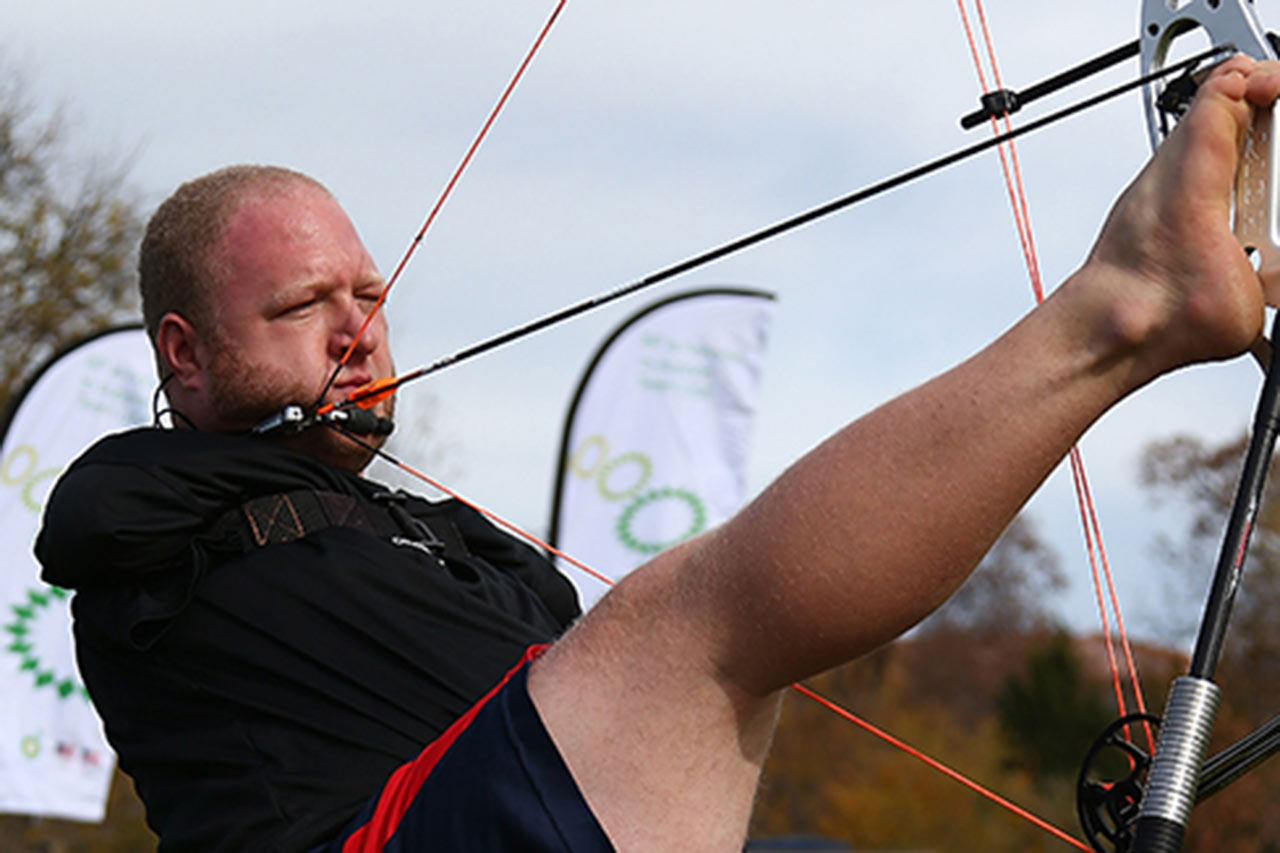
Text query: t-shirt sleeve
37 457 202 587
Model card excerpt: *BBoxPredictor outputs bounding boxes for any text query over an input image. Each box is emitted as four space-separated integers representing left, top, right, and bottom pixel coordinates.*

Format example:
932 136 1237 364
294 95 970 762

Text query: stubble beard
206 341 394 473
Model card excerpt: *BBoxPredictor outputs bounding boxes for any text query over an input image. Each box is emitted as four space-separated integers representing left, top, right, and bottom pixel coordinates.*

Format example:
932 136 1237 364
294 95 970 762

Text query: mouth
329 371 373 395
314 379 368 413
333 378 372 394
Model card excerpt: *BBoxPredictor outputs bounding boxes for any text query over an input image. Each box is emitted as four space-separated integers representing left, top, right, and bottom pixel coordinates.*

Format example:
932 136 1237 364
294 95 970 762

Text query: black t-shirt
36 428 580 852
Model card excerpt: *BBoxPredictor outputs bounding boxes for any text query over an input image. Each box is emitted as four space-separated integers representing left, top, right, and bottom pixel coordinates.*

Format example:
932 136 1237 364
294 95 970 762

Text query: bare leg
530 56 1280 850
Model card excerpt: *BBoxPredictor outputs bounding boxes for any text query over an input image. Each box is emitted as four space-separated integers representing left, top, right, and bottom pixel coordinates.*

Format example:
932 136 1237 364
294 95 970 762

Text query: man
37 56 1280 850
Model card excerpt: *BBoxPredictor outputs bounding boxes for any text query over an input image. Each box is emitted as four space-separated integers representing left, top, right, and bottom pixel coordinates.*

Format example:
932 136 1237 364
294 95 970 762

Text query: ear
155 312 208 394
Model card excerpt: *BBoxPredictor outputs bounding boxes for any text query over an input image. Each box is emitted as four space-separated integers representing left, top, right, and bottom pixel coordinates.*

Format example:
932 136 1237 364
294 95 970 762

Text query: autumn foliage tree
995 630 1112 782
1140 431 1280 850
751 516 1119 851
752 438 1280 853
0 66 143 411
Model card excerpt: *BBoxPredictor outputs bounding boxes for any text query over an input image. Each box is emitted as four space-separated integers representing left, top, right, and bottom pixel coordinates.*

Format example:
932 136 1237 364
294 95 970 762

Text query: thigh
526 562 783 851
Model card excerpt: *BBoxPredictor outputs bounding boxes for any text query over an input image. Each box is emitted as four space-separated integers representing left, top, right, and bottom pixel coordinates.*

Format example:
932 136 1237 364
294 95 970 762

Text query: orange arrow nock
315 376 398 416
347 376 398 410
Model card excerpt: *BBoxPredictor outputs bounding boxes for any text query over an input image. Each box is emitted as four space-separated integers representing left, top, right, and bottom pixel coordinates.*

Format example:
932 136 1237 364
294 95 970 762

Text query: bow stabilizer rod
959 39 1141 129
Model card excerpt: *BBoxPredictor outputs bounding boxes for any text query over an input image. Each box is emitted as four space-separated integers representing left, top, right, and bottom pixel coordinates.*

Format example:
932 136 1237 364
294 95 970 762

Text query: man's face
198 182 395 470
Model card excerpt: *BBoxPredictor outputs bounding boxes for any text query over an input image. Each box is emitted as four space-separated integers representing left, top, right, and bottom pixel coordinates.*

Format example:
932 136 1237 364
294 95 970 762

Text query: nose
330 292 383 365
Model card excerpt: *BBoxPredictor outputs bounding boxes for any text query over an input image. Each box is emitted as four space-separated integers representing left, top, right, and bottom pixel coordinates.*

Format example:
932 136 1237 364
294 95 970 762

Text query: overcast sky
9 1 1271 639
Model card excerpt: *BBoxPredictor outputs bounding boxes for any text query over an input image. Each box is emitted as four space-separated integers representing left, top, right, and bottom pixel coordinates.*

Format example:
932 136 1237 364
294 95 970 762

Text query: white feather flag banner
0 326 157 821
549 288 775 610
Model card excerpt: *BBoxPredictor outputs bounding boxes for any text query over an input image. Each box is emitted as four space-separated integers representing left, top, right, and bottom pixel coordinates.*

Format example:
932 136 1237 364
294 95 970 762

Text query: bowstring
310 0 569 414
957 0 1154 758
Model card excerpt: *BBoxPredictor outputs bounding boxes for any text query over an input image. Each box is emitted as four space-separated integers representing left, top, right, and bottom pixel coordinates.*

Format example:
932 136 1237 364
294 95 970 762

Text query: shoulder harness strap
202 489 471 563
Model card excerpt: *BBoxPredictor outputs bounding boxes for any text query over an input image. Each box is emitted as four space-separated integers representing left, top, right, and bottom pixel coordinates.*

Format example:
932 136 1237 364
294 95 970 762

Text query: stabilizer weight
1131 677 1220 853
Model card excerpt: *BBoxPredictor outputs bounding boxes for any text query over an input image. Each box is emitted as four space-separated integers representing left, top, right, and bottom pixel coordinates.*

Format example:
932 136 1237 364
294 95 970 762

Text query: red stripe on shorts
341 644 550 853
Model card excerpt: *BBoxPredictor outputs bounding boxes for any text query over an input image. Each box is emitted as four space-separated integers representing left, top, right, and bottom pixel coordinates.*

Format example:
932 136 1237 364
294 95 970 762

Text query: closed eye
281 298 317 316
356 289 384 312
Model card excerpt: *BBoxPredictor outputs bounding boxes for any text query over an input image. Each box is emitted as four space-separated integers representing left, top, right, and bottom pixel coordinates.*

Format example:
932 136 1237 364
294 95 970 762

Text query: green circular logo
5 586 89 702
615 488 707 554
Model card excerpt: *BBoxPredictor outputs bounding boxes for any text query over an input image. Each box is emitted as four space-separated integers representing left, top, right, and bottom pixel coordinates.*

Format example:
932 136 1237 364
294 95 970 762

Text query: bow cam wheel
1076 712 1161 853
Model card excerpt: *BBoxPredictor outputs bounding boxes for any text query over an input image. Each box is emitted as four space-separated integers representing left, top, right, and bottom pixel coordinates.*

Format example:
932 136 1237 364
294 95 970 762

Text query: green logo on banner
77 355 148 422
1 444 63 514
5 586 89 702
596 452 652 501
568 435 708 555
616 487 706 554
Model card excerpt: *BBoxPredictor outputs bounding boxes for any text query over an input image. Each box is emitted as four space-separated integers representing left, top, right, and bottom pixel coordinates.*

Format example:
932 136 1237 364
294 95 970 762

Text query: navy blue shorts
322 646 612 852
